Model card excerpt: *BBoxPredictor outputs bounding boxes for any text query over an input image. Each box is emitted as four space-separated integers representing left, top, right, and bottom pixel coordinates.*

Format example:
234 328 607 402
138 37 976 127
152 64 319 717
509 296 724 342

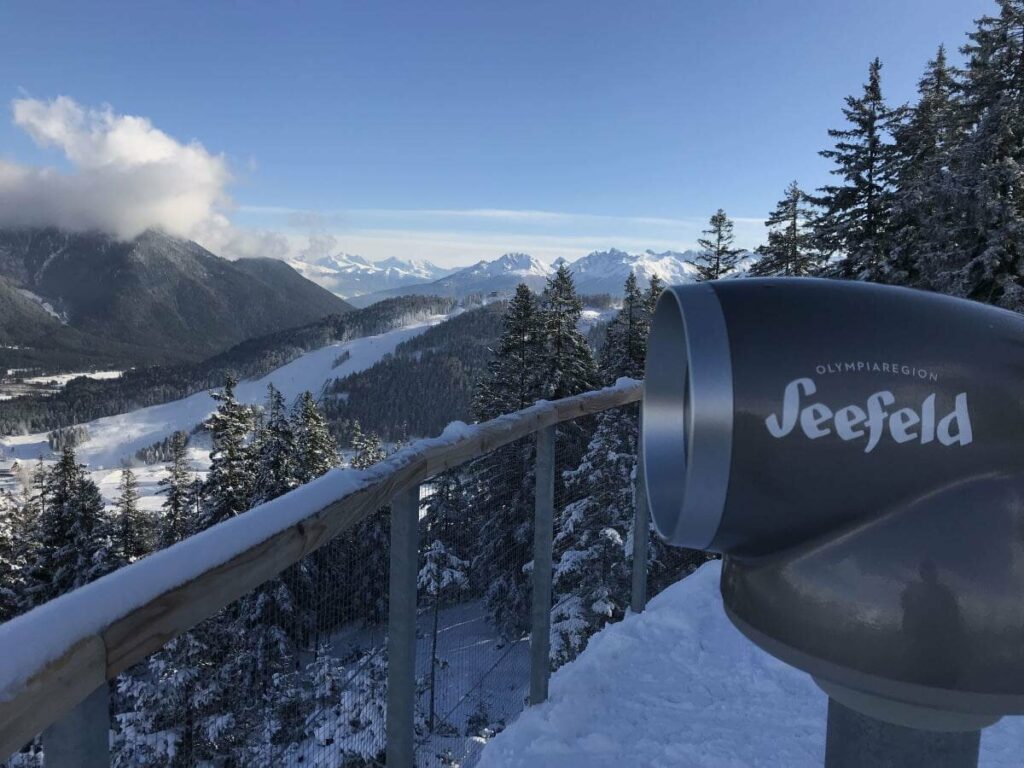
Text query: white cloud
0 96 767 268
0 96 231 239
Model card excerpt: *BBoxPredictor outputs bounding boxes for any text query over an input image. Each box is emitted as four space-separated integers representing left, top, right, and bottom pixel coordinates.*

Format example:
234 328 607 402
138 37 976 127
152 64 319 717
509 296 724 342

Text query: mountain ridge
288 252 453 299
346 247 758 306
0 227 353 369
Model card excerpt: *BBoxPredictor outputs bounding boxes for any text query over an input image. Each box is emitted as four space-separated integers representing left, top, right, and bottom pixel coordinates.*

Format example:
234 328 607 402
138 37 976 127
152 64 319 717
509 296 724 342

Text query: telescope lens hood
643 283 734 550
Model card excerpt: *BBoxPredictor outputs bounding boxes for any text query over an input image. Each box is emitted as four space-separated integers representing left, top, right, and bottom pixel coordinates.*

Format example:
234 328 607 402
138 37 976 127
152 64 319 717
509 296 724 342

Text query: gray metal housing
643 278 1024 726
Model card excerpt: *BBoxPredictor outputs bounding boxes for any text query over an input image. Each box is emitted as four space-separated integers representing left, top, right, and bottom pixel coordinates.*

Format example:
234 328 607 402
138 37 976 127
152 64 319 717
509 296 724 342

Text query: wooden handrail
0 380 643 760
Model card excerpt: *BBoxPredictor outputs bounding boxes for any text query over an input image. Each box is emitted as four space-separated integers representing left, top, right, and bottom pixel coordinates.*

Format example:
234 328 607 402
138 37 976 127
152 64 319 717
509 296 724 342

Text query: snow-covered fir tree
646 274 664 316
26 446 113 605
750 182 823 277
157 431 193 548
920 1 1024 309
117 390 343 766
115 618 240 767
348 419 386 469
113 466 152 566
467 286 547 636
469 271 600 637
474 283 545 419
253 384 299 503
292 391 339 484
291 645 389 766
0 490 32 622
538 265 599 400
813 58 901 275
689 209 742 280
549 274 646 666
882 46 959 285
550 409 636 668
599 272 648 381
200 376 255 530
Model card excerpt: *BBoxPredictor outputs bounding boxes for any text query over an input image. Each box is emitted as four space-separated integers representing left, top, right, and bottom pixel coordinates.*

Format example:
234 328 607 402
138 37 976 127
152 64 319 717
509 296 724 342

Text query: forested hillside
323 302 506 442
0 295 457 435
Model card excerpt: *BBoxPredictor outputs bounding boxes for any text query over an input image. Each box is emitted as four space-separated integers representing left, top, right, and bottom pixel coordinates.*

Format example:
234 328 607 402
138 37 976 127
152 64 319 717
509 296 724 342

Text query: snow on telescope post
642 277 1024 768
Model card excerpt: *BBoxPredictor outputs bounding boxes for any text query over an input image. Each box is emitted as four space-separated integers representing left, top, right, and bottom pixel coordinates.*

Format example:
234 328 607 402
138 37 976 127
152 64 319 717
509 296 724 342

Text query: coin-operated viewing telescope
643 277 1024 737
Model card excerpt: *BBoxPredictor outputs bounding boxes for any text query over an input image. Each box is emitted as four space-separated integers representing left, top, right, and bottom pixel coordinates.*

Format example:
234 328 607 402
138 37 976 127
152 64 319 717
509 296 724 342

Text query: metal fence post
42 683 110 768
387 485 420 767
630 419 649 614
530 424 556 706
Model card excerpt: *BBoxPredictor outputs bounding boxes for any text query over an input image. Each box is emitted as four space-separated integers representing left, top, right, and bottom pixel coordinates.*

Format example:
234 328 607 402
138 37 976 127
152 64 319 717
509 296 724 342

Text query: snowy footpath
477 561 1024 768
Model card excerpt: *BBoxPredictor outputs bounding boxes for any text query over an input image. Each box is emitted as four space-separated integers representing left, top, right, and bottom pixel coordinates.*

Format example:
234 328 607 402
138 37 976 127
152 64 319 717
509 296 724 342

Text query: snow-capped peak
486 252 552 277
566 248 705 294
288 252 452 298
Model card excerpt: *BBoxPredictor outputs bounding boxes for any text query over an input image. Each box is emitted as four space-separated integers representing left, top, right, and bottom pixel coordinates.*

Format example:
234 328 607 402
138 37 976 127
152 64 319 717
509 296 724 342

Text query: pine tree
550 408 637 668
200 376 254 531
27 447 112 604
115 618 237 767
689 209 742 280
599 273 648 383
538 266 599 400
919 1 1024 309
750 182 822 277
292 391 338 484
158 431 193 548
474 283 545 420
113 465 152 565
0 491 32 622
253 384 299 503
813 58 901 275
470 271 598 637
646 274 664 317
882 46 960 285
348 420 386 470
467 291 546 636
296 646 388 764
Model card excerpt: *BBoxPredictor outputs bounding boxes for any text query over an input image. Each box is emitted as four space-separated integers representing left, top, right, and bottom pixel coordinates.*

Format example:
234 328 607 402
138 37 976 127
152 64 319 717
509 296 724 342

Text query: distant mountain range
346 252 552 307
332 247 757 306
288 253 455 299
0 228 352 370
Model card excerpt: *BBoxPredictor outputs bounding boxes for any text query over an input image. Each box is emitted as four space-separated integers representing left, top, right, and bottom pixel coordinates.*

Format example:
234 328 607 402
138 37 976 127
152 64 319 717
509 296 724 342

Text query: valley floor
476 561 1024 768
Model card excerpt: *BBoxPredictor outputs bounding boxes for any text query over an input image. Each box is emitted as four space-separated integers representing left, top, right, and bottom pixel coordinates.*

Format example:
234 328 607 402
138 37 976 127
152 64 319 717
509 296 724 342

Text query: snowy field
1 317 445 506
477 561 1024 768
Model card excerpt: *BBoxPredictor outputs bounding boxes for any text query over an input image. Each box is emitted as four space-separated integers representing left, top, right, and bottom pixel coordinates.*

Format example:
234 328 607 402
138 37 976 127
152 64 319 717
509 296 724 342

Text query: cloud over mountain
0 96 231 240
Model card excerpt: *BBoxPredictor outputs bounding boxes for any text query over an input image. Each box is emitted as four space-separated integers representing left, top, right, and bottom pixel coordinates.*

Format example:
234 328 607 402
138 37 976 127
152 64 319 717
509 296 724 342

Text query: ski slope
477 561 1024 768
2 317 445 470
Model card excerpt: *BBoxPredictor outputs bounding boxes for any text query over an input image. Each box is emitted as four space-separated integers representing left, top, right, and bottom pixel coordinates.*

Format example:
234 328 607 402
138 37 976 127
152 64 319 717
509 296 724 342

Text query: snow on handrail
0 378 642 761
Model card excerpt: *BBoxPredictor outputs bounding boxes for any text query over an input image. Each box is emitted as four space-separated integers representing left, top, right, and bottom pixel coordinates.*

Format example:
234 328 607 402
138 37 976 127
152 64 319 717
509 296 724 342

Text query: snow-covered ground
312 599 529 767
477 561 1024 768
1 317 446 506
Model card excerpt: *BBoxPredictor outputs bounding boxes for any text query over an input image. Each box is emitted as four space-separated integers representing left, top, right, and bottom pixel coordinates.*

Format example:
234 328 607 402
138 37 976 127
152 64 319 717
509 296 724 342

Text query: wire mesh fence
7 395 708 768
413 436 536 768
110 506 393 767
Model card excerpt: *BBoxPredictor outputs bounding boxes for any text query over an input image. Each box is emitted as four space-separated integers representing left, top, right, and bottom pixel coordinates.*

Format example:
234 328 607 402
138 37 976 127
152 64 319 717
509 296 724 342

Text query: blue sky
0 0 995 266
